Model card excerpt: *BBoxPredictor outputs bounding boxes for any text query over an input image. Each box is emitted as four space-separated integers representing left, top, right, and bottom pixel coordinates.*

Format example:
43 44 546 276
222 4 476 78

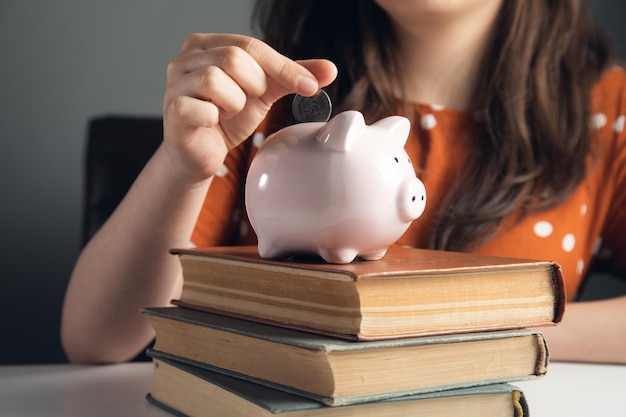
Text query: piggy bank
245 110 426 264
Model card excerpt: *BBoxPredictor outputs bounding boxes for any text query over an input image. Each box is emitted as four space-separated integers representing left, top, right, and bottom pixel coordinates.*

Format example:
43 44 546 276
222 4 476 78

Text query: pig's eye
394 157 399 163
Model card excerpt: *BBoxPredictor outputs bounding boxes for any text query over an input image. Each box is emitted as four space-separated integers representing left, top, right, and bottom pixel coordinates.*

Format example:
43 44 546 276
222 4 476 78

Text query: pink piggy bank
245 110 426 264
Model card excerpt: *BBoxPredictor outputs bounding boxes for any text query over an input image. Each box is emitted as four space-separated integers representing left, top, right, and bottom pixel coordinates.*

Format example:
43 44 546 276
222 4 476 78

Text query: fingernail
296 75 319 96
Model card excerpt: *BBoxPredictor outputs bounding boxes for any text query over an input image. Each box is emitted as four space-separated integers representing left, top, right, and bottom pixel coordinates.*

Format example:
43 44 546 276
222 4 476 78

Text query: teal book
143 306 547 406
147 356 529 417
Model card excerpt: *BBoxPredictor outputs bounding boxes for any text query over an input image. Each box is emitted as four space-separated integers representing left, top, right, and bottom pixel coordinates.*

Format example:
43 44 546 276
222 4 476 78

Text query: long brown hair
251 0 612 252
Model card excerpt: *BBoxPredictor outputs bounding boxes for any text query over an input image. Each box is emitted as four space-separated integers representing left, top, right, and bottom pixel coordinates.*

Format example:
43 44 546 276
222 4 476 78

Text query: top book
171 245 565 340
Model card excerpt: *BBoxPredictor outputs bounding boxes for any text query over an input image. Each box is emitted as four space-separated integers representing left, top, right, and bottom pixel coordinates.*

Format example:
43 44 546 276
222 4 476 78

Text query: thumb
296 59 338 96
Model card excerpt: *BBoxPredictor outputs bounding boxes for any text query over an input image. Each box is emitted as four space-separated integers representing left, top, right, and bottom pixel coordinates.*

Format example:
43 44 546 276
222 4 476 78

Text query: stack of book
143 245 565 417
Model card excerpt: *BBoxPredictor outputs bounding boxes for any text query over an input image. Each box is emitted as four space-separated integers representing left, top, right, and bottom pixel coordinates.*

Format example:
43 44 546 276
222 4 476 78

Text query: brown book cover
171 245 565 340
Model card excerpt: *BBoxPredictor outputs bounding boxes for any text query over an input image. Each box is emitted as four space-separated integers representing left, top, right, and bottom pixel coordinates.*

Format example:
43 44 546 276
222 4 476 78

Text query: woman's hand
163 33 338 183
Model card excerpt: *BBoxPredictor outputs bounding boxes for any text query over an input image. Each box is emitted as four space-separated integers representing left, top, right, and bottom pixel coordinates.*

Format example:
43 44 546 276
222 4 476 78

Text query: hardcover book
147 356 529 417
171 245 565 340
143 306 548 406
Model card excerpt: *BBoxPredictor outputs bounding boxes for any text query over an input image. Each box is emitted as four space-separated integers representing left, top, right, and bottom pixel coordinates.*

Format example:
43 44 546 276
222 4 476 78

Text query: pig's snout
398 178 427 222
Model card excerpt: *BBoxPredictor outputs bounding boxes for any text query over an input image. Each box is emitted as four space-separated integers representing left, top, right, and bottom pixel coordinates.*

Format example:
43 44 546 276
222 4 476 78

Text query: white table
0 362 169 417
0 361 624 416
515 361 626 416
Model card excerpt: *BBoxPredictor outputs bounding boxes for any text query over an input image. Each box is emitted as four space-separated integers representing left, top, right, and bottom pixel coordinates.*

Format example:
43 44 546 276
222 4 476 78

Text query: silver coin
292 89 332 123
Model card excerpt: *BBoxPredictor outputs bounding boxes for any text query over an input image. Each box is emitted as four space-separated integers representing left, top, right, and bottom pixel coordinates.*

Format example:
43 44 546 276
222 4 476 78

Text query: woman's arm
61 33 337 364
61 145 211 364
540 295 626 364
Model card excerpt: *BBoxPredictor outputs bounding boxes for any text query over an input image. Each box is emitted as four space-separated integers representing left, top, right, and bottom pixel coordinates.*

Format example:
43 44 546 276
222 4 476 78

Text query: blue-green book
143 306 547 407
147 356 529 417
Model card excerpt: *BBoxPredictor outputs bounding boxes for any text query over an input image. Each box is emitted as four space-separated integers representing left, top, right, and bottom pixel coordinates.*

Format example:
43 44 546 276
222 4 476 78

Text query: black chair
82 115 163 247
577 271 626 301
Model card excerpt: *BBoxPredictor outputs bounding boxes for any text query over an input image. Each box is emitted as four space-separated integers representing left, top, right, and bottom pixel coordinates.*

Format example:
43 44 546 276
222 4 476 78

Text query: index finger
183 33 320 97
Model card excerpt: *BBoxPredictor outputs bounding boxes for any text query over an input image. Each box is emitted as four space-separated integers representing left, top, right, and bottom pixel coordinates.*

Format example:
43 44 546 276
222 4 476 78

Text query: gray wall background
1 0 253 363
0 1 625 364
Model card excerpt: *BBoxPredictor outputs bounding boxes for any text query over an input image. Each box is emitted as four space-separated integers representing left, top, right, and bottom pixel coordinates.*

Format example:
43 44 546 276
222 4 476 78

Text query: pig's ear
372 116 411 147
316 110 366 152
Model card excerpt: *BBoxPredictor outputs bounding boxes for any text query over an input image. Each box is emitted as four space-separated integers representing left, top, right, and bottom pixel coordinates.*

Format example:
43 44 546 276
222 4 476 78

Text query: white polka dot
576 259 585 276
420 114 437 130
252 132 265 148
239 220 249 237
533 221 553 237
598 246 613 260
592 237 602 255
232 209 242 223
580 203 588 216
590 113 607 129
562 233 576 252
472 111 484 122
216 164 229 177
614 115 625 134
431 103 445 111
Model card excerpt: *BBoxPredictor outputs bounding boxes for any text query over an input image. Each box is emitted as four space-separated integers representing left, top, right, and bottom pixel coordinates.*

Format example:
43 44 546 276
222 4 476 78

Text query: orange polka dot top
192 66 626 301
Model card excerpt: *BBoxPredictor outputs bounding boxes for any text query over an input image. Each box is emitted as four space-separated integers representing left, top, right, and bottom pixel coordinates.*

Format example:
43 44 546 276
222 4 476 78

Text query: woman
62 0 626 363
